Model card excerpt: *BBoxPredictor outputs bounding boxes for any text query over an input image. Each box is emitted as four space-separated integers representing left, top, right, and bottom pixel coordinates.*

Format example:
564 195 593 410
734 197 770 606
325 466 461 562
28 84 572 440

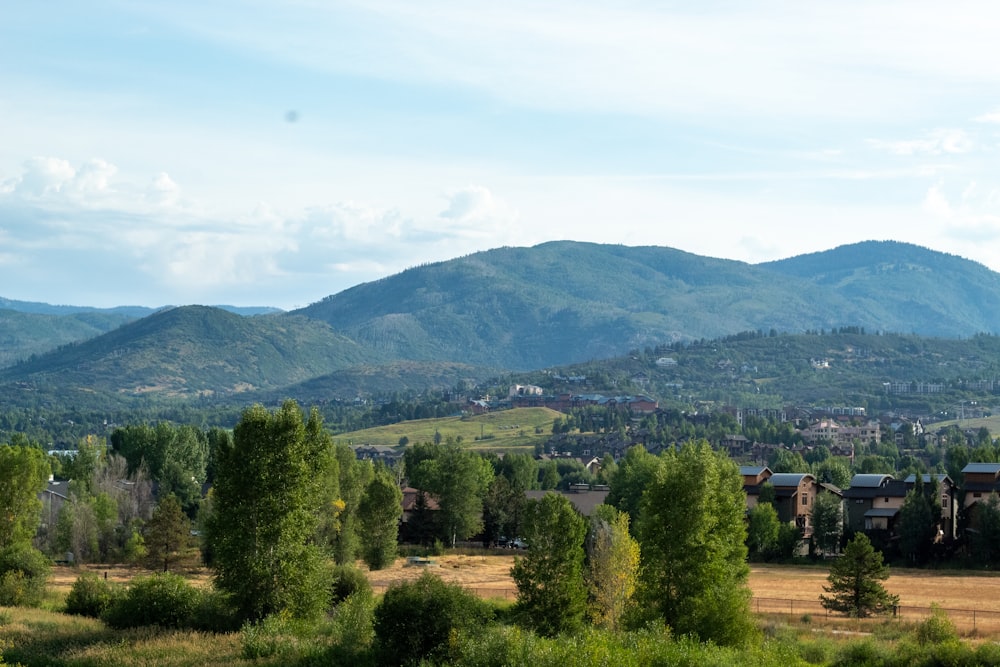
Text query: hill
6 240 1000 414
0 305 378 400
337 407 565 450
296 240 1000 370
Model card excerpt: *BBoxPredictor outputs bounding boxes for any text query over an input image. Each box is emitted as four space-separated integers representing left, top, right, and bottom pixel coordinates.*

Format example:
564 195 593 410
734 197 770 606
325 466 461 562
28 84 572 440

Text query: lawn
334 407 564 451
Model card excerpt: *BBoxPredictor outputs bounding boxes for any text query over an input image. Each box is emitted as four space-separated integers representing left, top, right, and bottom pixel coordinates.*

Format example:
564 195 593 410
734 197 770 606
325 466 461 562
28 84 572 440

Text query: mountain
295 240 1000 370
0 305 377 399
0 309 137 367
6 240 1000 408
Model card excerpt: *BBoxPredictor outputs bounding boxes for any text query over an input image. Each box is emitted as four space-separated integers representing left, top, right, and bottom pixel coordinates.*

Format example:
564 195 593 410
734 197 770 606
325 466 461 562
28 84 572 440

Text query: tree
0 445 50 545
636 440 755 646
332 442 373 565
821 533 899 617
606 444 660 533
144 494 190 572
811 491 844 556
408 443 493 546
746 503 781 560
511 492 588 636
897 476 938 565
481 475 522 547
207 401 329 622
358 469 403 570
586 504 639 631
970 495 1000 566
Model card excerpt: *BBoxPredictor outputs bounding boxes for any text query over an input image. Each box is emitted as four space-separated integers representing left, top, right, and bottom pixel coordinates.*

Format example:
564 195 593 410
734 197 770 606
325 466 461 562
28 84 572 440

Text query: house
767 473 821 536
740 465 772 510
722 434 751 458
39 478 70 532
842 473 904 534
524 486 610 517
904 473 957 540
961 463 1000 509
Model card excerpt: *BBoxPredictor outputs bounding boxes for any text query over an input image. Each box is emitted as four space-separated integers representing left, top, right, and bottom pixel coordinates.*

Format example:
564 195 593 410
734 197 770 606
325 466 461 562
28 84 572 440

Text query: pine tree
143 494 190 572
821 533 899 617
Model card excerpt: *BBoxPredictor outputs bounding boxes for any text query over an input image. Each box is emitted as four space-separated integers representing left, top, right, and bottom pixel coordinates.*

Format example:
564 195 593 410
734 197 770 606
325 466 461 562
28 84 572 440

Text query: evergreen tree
821 533 899 617
636 440 756 646
143 494 190 572
358 468 403 570
207 401 329 622
897 476 937 565
511 492 588 636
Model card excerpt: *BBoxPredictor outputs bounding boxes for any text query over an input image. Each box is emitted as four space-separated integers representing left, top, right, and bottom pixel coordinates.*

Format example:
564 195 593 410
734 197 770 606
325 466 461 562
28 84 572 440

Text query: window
942 496 949 508
974 492 982 498
802 495 808 506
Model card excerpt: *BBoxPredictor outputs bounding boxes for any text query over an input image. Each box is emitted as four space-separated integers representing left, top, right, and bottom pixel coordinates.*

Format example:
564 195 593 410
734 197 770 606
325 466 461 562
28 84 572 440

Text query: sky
3 1 1000 310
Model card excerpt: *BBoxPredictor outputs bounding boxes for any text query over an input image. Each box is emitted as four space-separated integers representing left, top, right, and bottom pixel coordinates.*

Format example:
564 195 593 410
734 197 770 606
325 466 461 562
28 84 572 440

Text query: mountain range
2 240 1000 407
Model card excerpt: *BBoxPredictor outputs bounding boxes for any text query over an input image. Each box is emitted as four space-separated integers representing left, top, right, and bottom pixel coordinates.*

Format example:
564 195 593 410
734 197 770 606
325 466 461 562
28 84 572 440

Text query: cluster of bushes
65 572 240 632
0 545 50 608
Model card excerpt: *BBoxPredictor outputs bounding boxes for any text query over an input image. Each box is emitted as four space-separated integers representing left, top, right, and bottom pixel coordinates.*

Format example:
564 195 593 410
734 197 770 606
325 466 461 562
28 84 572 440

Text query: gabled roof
739 465 770 477
903 473 953 486
849 474 893 488
962 463 1000 475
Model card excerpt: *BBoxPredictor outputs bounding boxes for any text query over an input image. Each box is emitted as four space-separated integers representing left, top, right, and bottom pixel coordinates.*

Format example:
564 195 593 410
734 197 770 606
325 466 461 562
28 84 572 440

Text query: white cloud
975 110 1000 123
869 129 975 156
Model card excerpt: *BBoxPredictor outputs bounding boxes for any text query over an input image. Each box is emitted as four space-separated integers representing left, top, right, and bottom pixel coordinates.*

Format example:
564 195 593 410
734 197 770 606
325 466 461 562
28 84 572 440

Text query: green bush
190 588 241 633
101 572 199 629
374 571 493 666
914 605 959 645
65 573 119 618
0 545 49 607
329 564 371 607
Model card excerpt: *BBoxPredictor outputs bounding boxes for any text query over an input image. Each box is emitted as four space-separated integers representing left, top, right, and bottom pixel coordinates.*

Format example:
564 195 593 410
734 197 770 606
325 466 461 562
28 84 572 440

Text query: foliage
811 491 844 556
606 444 660 533
586 504 639 631
329 564 372 607
332 442 373 565
0 444 50 546
373 571 493 666
915 604 959 646
481 475 523 547
896 476 938 565
969 494 1000 566
821 533 899 617
746 502 781 560
407 442 493 546
64 572 120 618
635 440 756 646
101 572 199 629
511 492 589 636
207 401 330 623
357 468 403 570
0 544 49 607
143 493 191 572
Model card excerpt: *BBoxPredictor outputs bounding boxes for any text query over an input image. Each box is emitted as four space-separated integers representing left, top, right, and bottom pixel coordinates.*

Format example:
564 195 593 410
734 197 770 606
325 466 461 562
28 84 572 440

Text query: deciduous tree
636 440 755 646
358 469 402 570
511 492 588 636
586 504 639 631
207 401 329 622
811 491 844 556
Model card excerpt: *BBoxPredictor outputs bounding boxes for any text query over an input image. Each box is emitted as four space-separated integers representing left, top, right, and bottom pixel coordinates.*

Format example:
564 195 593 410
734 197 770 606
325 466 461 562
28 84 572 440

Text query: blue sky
3 1 1000 309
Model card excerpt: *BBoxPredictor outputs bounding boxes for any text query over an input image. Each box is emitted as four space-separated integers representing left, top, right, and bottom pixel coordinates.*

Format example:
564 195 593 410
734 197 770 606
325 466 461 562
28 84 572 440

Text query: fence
753 596 1000 633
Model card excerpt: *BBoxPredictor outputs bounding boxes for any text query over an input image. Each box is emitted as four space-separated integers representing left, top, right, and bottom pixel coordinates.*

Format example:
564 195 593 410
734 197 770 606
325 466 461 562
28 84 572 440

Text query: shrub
190 588 241 633
0 545 49 607
915 605 958 645
65 573 119 618
329 564 371 607
102 572 198 629
374 571 493 666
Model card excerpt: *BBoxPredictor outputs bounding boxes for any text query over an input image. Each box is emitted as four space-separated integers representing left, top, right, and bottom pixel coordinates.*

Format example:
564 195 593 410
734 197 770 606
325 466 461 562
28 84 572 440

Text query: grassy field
334 407 564 451
7 559 1000 665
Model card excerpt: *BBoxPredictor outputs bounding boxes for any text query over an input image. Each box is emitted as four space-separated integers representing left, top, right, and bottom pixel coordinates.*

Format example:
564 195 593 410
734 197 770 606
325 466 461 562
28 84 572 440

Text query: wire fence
752 596 1000 633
